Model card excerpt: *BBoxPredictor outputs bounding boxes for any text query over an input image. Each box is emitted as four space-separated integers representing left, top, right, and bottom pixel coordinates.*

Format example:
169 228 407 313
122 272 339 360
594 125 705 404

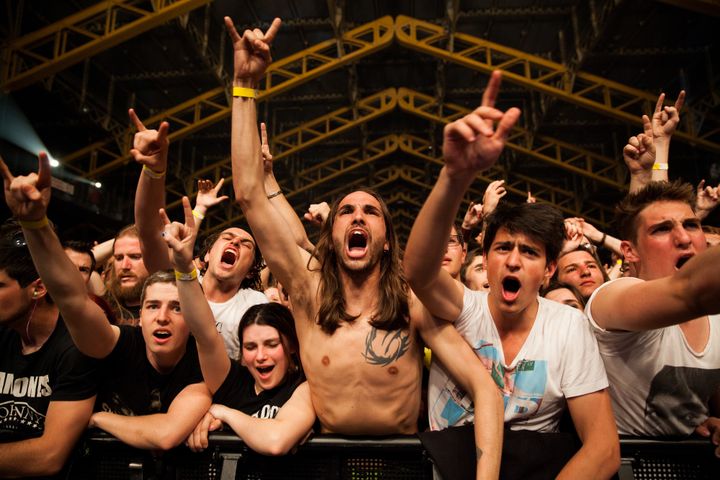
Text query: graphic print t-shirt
428 289 607 432
0 319 97 442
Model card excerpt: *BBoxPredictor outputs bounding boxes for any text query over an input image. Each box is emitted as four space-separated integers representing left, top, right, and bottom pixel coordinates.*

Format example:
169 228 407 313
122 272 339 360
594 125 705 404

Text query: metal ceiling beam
395 15 720 153
61 15 395 179
397 134 614 228
397 87 626 190
656 0 720 17
165 91 399 210
1 0 212 92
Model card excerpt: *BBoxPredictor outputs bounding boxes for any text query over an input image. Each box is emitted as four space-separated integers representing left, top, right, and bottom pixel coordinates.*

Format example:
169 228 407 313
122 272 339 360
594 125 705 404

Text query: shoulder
235 288 269 304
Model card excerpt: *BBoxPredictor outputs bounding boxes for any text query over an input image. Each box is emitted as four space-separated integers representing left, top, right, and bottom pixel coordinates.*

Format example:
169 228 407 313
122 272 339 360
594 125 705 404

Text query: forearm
557 443 617 480
212 405 303 455
471 378 503 479
629 171 651 194
91 412 179 450
651 138 670 182
231 82 264 204
0 438 68 477
265 173 314 252
682 245 720 316
405 167 472 289
92 237 114 265
135 172 172 272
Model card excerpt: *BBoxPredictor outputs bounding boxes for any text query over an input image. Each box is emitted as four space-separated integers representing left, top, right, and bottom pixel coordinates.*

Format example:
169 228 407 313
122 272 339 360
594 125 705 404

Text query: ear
544 260 557 280
621 240 640 263
383 241 389 252
29 279 47 300
203 251 210 263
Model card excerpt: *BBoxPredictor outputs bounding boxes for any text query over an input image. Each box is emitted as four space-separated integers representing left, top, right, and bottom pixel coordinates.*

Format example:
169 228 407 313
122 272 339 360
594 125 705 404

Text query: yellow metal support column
395 15 720 153
397 87 626 190
60 16 395 180
1 0 212 92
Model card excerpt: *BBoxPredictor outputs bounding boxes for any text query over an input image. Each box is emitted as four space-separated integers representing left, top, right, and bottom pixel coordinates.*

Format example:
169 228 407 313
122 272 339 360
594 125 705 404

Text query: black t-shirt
95 326 203 415
0 319 98 442
213 362 304 419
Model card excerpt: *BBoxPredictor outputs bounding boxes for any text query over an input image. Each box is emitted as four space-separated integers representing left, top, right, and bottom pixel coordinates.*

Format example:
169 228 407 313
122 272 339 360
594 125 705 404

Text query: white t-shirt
586 279 720 436
428 288 608 432
208 288 268 361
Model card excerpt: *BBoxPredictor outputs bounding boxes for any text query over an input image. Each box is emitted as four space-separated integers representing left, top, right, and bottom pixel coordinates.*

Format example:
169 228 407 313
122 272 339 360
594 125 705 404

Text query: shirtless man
226 16 501 477
585 180 720 452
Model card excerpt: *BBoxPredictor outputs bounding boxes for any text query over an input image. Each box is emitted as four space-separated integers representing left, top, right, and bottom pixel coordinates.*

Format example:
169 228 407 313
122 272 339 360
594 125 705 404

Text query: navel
322 355 330 366
388 366 398 375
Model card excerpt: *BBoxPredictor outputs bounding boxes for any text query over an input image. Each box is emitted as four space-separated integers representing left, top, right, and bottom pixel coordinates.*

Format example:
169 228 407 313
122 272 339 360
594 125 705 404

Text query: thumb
696 423 710 437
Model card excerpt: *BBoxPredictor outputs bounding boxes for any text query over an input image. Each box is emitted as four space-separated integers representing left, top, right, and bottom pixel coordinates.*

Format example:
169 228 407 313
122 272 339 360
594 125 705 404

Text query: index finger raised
0 154 15 187
481 71 502 108
128 109 146 132
654 93 665 114
674 90 686 111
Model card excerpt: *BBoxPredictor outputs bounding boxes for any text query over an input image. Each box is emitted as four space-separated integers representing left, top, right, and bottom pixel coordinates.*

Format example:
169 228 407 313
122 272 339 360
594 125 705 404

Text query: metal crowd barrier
70 430 718 479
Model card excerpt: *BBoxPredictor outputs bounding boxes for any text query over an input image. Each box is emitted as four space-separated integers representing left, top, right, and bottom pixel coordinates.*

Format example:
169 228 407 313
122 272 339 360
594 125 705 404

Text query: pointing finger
159 208 171 226
260 122 268 146
674 90 686 111
128 109 146 132
642 115 652 137
224 17 242 43
481 71 502 108
36 152 51 190
264 17 282 45
182 196 195 229
654 93 665 114
157 121 170 144
0 154 15 188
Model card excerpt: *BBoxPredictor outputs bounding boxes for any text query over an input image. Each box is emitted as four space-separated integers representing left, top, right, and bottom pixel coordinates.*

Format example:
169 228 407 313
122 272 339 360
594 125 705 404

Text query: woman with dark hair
162 199 314 456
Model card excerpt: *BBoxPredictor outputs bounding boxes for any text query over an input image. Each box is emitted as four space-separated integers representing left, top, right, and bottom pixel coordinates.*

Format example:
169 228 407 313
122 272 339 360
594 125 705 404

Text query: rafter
397 87 626 190
165 88 398 209
1 0 211 92
395 15 720 153
60 15 395 180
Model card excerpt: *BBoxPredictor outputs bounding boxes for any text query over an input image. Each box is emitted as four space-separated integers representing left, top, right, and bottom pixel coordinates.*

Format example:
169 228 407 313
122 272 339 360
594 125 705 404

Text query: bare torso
293 281 422 434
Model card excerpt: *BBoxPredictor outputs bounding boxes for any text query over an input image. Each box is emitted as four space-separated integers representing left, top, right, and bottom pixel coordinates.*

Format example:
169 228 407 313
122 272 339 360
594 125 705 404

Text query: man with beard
105 225 148 325
585 180 720 453
226 17 502 478
128 109 267 360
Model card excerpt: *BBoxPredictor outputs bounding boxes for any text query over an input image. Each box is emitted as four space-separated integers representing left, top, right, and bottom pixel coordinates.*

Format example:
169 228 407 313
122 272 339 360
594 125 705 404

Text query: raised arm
209 381 315 455
590 245 720 331
577 218 622 256
411 299 502 479
130 108 173 273
650 91 685 181
161 198 230 393
192 178 229 233
260 122 315 253
404 71 520 322
0 154 118 358
89 382 211 450
227 16 315 299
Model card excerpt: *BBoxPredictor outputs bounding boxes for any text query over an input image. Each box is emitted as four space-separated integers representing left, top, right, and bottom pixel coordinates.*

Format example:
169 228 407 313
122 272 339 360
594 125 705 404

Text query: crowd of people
1 16 719 480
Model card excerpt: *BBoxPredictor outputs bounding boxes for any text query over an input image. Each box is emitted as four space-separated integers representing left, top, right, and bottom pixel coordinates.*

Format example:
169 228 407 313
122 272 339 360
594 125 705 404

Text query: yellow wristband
18 217 49 230
142 165 166 179
174 268 198 282
232 87 258 99
652 162 669 170
191 209 205 220
616 259 623 266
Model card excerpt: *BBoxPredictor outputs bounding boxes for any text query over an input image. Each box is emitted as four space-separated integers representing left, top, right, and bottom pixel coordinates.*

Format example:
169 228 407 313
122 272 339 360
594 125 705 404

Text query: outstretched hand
225 16 282 84
442 71 521 178
0 152 51 221
650 91 685 140
696 179 719 217
304 202 330 226
462 201 483 231
129 108 169 172
195 178 229 210
482 179 507 217
159 197 197 271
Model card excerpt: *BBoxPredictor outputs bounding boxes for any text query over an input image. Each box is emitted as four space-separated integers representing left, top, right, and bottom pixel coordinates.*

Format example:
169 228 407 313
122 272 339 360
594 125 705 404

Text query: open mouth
153 330 172 342
221 248 238 266
501 277 521 302
347 230 368 257
675 254 693 270
256 365 275 376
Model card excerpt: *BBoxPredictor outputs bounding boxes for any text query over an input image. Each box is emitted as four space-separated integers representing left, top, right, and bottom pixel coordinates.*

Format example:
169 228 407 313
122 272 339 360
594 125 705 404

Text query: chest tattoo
362 327 411 366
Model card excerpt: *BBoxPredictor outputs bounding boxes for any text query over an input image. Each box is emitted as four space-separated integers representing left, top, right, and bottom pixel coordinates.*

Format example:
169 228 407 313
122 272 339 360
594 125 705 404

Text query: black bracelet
598 232 607 246
267 190 282 199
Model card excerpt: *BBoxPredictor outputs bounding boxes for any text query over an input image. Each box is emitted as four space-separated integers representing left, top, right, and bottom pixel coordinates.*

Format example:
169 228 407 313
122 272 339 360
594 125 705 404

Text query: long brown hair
311 188 409 335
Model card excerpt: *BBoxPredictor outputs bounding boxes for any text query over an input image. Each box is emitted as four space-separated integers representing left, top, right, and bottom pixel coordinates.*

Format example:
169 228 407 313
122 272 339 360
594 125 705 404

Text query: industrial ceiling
1 0 719 243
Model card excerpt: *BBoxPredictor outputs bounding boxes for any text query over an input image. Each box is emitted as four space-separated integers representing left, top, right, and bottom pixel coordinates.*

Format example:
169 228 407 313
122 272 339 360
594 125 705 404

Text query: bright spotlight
94 182 102 188
48 157 60 168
